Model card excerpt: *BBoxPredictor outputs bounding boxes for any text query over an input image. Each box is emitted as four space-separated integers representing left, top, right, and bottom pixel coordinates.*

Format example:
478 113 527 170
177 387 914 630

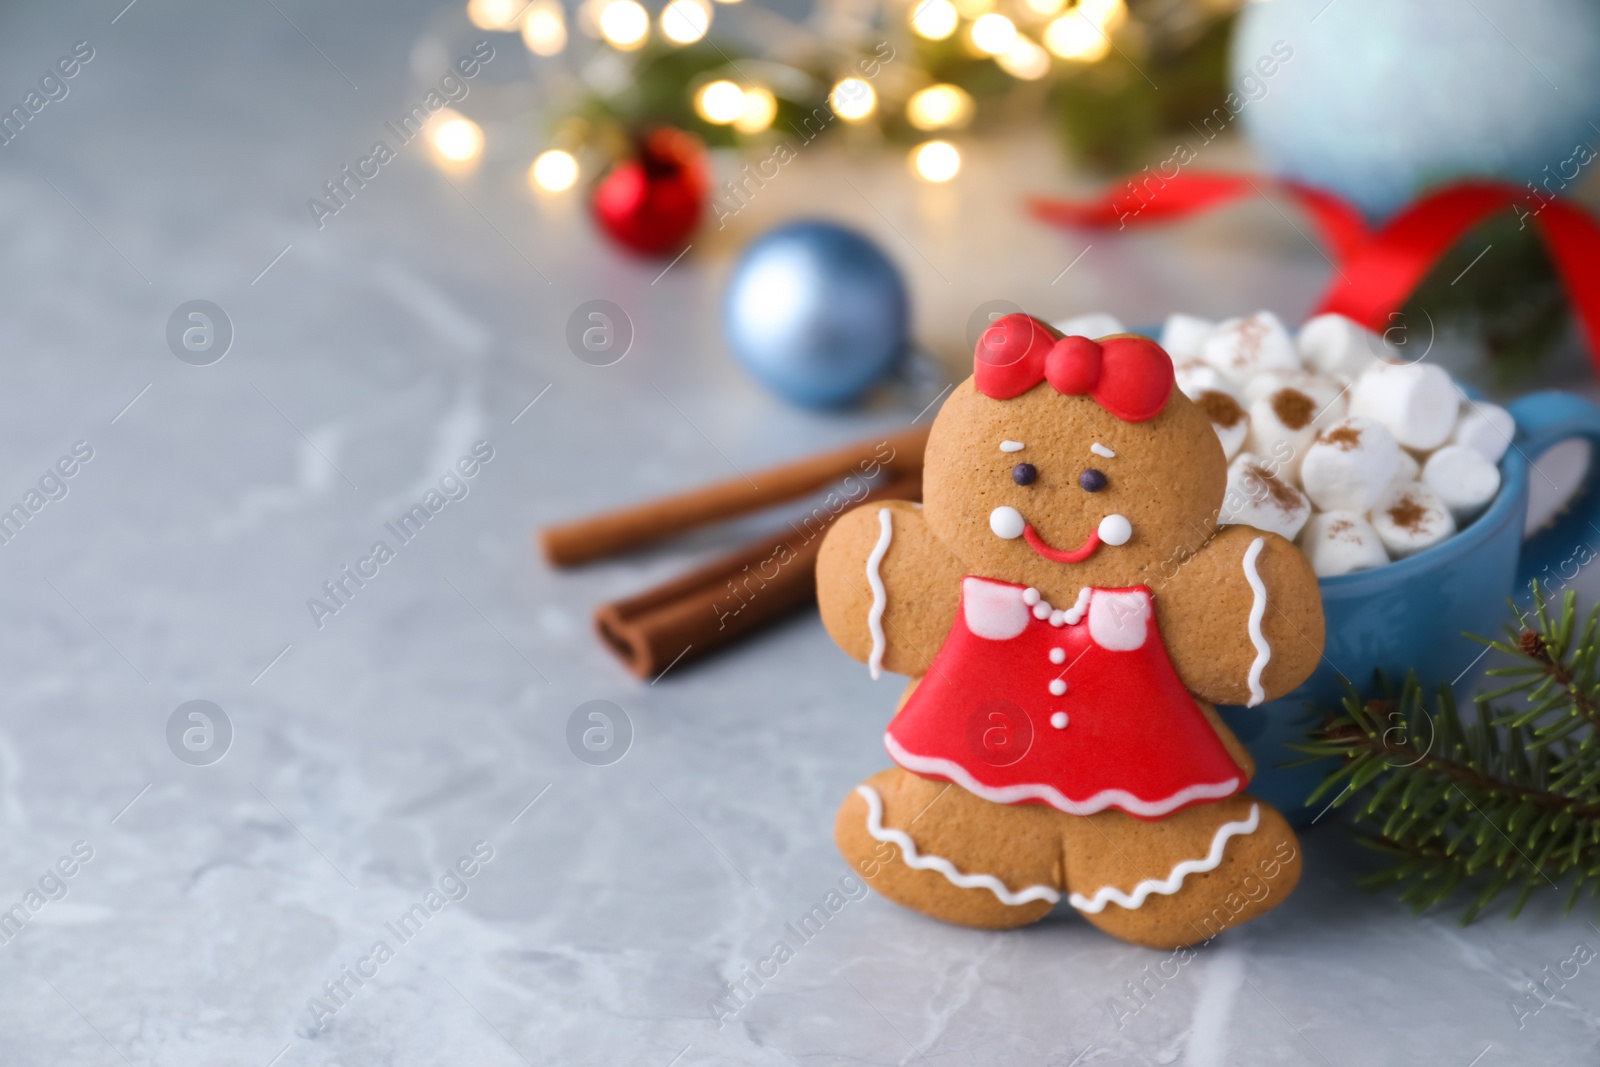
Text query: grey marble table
2 2 1599 1064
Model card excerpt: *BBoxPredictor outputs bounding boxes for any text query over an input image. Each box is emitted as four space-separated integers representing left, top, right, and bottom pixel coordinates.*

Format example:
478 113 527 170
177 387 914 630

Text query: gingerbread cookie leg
836 768 1061 930
1057 795 1302 950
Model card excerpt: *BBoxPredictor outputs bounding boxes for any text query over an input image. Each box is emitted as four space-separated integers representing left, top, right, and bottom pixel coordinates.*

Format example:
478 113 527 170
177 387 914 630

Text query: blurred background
2 0 1600 1064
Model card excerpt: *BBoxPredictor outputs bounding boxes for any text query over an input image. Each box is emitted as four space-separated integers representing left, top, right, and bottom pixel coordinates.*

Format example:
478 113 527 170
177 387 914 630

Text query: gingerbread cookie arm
817 501 963 678
1155 524 1325 707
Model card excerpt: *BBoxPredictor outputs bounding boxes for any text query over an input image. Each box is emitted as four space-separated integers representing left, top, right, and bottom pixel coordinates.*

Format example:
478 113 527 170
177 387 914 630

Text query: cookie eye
1079 469 1107 492
1012 463 1037 486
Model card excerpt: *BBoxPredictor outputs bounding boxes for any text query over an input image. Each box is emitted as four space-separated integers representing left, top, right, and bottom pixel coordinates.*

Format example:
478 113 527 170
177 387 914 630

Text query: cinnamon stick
594 474 921 678
542 425 930 567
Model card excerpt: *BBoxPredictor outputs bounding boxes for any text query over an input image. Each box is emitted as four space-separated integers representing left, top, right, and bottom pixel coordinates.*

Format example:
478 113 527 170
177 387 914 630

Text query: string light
661 0 711 44
428 110 484 166
909 0 959 40
1045 14 1109 60
911 140 961 182
829 78 876 121
695 80 746 124
597 0 649 48
998 35 1051 79
521 0 568 55
466 0 521 30
530 150 579 192
906 84 974 130
734 87 778 133
970 13 1017 55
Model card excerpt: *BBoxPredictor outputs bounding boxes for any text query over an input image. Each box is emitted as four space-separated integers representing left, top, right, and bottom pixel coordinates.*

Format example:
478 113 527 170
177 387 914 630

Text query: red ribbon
1029 175 1600 369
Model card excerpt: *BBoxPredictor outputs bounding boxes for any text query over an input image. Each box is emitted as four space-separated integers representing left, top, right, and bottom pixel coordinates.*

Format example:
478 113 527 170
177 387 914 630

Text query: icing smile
990 506 1133 561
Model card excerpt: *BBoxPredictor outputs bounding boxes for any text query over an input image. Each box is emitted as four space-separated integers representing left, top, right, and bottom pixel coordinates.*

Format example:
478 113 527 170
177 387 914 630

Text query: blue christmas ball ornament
724 221 909 408
1233 0 1600 218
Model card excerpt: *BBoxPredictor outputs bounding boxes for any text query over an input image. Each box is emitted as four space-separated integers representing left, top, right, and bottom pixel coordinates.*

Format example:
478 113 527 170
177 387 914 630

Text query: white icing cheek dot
990 506 1025 540
1050 712 1069 729
1098 514 1132 546
1048 679 1067 696
1000 440 1025 452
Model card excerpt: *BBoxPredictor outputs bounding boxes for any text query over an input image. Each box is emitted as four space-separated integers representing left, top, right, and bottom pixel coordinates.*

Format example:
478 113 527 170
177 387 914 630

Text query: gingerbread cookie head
923 314 1229 603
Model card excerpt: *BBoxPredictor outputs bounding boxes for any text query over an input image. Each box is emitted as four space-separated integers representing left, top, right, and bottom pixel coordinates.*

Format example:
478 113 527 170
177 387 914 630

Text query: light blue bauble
1233 0 1600 218
724 221 909 408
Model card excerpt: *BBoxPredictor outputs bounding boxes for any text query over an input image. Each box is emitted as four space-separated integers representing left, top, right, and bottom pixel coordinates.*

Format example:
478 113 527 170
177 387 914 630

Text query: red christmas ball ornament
592 128 708 257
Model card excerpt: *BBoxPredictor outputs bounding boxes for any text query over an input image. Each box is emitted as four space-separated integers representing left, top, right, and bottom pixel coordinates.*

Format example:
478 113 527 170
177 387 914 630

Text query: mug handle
1506 391 1600 591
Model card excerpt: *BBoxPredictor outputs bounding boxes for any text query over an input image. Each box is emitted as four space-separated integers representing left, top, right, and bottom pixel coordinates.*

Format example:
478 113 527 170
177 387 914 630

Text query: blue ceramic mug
1217 391 1600 823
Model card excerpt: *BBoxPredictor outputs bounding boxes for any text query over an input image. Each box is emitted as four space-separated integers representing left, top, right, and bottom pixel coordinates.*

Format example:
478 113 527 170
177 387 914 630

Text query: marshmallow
1296 510 1390 577
1200 311 1300 383
1241 369 1343 408
1055 312 1126 339
1299 416 1403 512
1219 452 1311 541
1191 388 1249 459
1245 388 1320 477
1386 448 1420 494
1348 361 1459 450
1160 313 1215 360
1370 482 1456 558
1422 444 1501 522
1450 401 1515 463
1296 313 1383 380
1174 360 1234 402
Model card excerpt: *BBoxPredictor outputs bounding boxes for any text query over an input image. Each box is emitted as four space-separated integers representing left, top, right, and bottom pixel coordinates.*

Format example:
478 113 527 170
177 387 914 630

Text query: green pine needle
1296 582 1600 924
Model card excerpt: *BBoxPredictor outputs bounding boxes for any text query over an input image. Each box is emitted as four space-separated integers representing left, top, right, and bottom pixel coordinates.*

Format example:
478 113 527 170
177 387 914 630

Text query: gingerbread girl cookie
817 314 1325 949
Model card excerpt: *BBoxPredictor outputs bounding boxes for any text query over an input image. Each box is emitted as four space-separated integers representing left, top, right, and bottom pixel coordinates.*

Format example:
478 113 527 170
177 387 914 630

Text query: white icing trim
856 784 1060 906
1091 442 1116 458
1087 589 1150 651
963 578 1031 640
1063 586 1092 625
884 733 1241 817
1068 804 1260 913
1000 440 1025 452
1242 537 1271 708
865 508 894 680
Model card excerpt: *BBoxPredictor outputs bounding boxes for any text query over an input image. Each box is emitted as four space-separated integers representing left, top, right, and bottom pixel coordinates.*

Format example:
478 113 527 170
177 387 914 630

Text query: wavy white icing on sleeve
866 507 893 680
1242 536 1271 707
857 784 1060 906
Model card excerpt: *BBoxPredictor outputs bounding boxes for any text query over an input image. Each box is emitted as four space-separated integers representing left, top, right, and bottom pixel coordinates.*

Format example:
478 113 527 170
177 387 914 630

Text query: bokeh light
530 149 580 192
521 0 568 55
598 0 649 48
906 84 974 131
1045 14 1110 60
467 0 522 30
734 87 778 134
695 80 746 124
830 78 877 121
428 110 484 165
909 0 959 39
971 13 1018 55
998 35 1051 79
911 140 961 182
661 0 712 44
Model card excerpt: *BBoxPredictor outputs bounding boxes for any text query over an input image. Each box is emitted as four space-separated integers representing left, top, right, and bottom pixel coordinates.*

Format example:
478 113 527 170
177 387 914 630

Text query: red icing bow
973 314 1174 422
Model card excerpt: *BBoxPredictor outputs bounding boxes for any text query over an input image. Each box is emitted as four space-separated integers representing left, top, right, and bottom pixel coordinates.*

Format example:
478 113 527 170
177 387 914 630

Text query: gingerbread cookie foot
836 768 1059 930
1060 795 1302 950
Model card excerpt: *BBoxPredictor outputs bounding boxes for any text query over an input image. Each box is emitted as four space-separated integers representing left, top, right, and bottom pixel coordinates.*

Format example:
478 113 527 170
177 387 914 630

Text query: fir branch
1297 583 1600 922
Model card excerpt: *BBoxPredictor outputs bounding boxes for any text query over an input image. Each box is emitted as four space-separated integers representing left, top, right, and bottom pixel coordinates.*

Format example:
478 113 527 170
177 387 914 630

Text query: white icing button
1000 440 1025 452
1098 514 1133 546
1050 712 1069 729
1022 587 1041 606
1090 442 1115 458
1048 679 1067 696
990 506 1025 540
1049 610 1065 627
1049 647 1066 664
1032 603 1051 620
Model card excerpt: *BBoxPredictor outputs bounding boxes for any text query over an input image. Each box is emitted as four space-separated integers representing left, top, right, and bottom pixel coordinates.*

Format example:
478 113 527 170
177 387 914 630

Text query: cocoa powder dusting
1249 462 1303 513
1197 389 1246 428
1271 388 1315 430
1319 425 1363 451
1387 494 1428 533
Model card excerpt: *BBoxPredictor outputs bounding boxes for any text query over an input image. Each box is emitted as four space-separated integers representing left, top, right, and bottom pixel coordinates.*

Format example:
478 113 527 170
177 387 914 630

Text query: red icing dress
884 577 1245 821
